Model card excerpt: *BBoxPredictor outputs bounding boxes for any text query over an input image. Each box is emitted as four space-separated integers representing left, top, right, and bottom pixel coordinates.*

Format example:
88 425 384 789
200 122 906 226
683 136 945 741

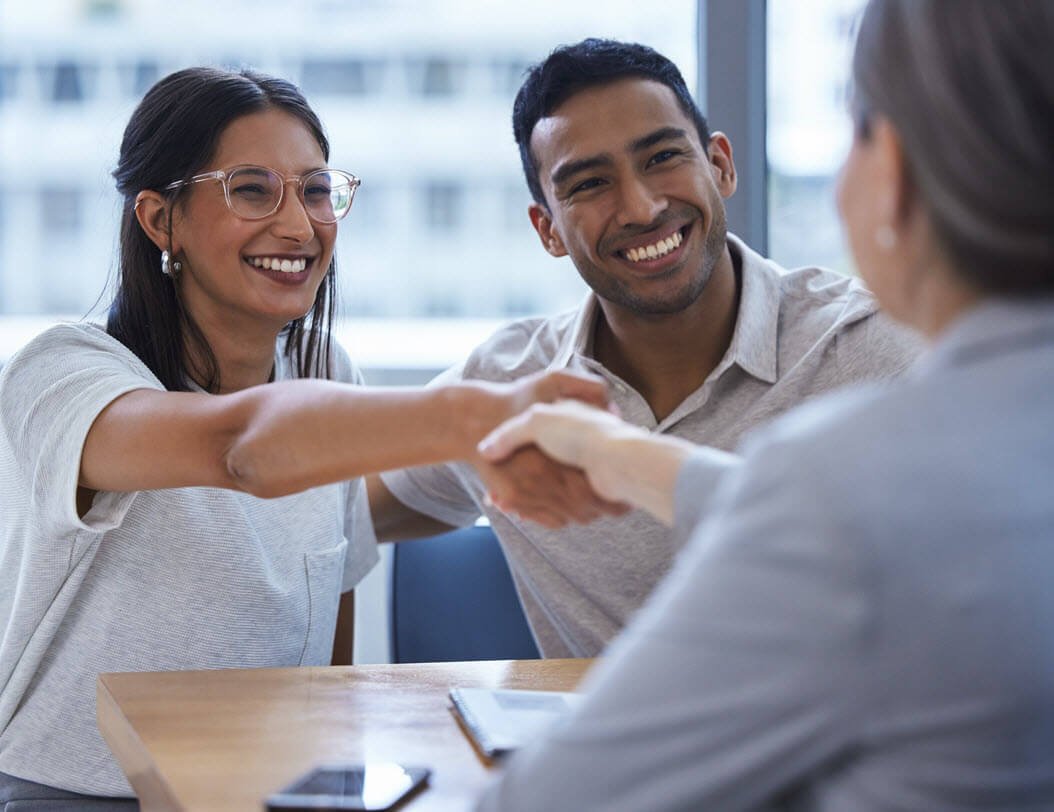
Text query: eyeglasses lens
226 167 355 223
303 170 355 223
227 167 283 219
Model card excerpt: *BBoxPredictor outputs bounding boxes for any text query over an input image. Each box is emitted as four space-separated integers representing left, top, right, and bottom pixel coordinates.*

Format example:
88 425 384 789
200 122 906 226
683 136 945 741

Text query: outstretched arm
79 371 608 500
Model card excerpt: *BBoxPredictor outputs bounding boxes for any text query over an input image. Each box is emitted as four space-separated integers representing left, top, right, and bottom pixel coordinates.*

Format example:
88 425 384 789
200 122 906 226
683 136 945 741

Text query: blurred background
0 0 867 660
0 0 864 365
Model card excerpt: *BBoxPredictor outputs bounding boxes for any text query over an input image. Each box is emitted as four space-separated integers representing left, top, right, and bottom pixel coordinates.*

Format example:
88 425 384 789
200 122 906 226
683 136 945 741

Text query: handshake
462 370 700 528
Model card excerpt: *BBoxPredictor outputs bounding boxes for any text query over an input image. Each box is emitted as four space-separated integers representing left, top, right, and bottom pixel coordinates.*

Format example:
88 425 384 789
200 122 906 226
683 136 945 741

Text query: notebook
448 687 582 760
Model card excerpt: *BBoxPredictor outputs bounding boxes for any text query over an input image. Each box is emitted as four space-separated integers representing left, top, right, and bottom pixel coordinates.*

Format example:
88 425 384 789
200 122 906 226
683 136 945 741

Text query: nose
271 179 315 242
615 175 666 228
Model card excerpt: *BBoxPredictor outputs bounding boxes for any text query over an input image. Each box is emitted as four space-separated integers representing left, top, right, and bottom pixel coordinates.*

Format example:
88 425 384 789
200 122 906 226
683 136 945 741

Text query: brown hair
853 0 1054 295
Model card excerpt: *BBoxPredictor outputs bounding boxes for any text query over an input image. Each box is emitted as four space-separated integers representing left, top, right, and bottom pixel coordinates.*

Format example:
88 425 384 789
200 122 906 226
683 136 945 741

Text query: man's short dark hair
512 38 711 208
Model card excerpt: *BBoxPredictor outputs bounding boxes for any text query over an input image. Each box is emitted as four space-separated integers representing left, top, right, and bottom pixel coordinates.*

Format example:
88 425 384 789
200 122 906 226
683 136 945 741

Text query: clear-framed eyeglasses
164 165 360 224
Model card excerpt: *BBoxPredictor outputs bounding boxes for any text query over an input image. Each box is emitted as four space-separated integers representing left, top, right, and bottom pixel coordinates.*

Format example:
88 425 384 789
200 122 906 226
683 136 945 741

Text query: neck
185 314 281 393
902 260 985 340
593 243 740 422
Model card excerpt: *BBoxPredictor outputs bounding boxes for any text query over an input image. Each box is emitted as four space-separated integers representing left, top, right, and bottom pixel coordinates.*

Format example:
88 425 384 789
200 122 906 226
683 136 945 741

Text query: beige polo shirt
381 235 922 657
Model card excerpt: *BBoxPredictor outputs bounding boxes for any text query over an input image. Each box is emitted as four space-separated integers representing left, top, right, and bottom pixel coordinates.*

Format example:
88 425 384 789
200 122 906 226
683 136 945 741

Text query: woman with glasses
0 67 607 807
475 1 1054 809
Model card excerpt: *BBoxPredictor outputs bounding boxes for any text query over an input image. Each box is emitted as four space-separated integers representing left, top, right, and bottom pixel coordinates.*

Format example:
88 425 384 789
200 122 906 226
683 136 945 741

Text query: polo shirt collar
714 234 780 384
550 293 601 370
549 234 782 385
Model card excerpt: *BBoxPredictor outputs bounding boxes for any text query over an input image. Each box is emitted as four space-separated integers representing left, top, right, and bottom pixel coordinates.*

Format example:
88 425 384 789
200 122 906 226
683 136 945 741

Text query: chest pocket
298 539 348 666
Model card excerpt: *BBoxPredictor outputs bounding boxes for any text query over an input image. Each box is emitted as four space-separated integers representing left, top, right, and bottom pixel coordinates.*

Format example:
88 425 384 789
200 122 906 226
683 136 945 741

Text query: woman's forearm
224 380 500 498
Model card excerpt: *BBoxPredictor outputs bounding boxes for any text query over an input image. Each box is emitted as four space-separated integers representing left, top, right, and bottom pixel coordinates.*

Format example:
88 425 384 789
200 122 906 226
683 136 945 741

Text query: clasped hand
467 373 630 529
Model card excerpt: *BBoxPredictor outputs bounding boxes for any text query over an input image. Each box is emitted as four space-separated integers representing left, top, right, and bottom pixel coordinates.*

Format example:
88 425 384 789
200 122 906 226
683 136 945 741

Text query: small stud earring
874 225 898 252
161 250 182 276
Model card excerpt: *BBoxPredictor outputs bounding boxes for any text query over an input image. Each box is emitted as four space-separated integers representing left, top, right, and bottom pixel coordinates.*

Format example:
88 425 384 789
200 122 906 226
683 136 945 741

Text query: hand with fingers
476 400 635 504
475 445 630 529
477 399 701 526
463 374 630 528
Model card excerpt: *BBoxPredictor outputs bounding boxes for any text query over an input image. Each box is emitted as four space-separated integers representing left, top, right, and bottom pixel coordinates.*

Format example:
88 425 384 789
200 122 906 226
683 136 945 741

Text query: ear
528 202 568 258
870 117 912 225
134 190 180 255
706 132 738 199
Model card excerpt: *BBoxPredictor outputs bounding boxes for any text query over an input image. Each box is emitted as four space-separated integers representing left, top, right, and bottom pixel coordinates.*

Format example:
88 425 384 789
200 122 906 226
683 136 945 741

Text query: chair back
389 525 541 662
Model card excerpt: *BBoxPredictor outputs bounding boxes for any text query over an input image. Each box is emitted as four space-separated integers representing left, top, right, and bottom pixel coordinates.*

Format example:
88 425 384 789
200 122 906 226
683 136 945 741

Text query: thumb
477 411 534 461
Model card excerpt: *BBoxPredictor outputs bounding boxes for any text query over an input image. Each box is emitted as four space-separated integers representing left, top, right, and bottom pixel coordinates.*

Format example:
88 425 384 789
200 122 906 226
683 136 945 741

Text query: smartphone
266 763 431 811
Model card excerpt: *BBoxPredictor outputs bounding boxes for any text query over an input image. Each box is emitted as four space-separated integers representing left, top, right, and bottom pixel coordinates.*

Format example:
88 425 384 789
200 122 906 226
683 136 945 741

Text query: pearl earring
161 250 182 276
874 225 898 252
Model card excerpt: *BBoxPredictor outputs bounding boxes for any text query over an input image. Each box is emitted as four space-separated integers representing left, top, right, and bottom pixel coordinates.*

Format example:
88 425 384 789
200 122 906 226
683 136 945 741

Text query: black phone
265 763 431 811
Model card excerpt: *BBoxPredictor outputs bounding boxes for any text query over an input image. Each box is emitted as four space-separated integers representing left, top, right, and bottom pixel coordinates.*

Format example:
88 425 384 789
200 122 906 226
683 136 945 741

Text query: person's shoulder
760 257 923 372
0 321 162 415
457 309 579 382
4 321 142 373
776 264 878 325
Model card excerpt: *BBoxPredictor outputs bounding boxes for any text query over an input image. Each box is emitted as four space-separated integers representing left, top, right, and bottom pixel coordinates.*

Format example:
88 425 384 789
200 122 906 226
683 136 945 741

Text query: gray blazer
480 298 1054 811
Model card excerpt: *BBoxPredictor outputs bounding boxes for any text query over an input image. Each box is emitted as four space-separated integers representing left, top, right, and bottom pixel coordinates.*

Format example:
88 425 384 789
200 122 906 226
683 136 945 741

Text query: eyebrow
549 127 693 189
550 155 614 189
629 126 691 153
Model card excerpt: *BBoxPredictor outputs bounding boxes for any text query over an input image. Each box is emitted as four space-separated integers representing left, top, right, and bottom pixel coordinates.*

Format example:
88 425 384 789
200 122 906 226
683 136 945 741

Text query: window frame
697 0 768 255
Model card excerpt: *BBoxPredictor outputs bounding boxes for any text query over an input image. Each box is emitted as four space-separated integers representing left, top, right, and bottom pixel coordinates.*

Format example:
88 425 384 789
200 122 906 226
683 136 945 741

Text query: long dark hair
853 0 1054 295
109 67 336 391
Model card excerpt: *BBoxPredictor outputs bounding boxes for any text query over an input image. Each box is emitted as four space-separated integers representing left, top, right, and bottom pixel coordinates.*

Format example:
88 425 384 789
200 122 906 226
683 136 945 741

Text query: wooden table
97 659 593 811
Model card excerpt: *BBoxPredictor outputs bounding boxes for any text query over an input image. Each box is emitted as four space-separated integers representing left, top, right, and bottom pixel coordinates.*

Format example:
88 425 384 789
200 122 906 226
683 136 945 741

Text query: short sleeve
379 463 482 529
0 324 164 538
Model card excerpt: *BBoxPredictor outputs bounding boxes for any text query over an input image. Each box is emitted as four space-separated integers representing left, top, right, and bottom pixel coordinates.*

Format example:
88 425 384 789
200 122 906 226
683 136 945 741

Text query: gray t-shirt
382 235 922 657
478 299 1054 811
0 323 378 796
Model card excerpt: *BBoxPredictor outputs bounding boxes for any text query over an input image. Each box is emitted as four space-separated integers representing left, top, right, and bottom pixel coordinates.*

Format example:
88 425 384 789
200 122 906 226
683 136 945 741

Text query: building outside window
0 0 695 336
767 0 867 275
423 181 462 232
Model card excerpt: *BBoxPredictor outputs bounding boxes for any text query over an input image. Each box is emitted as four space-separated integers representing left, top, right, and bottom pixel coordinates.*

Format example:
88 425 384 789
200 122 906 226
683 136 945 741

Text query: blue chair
389 525 541 663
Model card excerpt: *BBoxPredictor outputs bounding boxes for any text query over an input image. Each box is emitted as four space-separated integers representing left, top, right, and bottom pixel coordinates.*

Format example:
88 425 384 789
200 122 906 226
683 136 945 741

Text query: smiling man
368 39 921 658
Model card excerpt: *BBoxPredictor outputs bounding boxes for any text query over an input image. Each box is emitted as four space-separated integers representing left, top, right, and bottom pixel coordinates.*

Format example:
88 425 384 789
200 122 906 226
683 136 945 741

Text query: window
45 61 96 103
409 57 465 97
0 63 17 104
0 0 697 362
424 181 463 232
491 58 531 96
301 59 383 96
40 186 81 235
767 0 867 275
118 60 159 98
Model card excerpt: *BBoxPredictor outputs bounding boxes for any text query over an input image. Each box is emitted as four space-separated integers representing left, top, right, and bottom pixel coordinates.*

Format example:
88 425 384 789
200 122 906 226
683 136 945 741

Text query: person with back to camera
0 67 608 808
368 37 922 661
475 1 1054 809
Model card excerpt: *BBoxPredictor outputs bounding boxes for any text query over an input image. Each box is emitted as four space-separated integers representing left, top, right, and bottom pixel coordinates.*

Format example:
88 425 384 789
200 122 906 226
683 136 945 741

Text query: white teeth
248 257 307 273
623 230 683 263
